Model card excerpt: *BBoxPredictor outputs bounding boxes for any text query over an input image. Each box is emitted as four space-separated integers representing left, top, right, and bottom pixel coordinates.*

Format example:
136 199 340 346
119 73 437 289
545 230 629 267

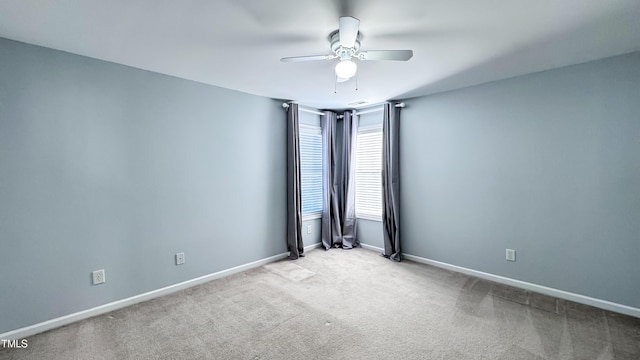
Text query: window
355 124 383 220
299 124 323 218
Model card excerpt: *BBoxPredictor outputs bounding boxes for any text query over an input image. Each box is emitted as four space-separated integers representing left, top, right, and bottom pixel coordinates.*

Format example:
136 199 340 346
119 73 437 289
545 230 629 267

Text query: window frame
355 124 383 221
299 123 323 220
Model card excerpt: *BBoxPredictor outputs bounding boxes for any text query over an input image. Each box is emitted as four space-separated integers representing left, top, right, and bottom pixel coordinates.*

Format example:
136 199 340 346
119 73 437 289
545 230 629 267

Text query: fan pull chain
334 74 337 94
355 75 358 91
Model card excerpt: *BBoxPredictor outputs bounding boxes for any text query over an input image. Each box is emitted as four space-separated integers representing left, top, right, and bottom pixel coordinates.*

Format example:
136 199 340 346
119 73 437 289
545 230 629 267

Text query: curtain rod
354 102 405 116
283 102 405 117
281 103 325 116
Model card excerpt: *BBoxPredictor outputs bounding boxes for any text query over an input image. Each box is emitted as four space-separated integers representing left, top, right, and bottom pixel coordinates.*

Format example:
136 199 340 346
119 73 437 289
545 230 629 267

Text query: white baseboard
401 253 640 318
359 243 384 252
357 244 639 317
304 242 323 252
5 242 635 340
1 244 322 340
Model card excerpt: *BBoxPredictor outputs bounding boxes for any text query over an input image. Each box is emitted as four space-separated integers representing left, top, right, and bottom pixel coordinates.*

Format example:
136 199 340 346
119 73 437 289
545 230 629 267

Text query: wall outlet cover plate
92 269 105 285
176 252 185 265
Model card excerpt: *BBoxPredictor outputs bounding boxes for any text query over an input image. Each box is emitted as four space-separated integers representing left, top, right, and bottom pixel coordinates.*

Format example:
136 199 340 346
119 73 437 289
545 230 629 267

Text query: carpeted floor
1 247 639 359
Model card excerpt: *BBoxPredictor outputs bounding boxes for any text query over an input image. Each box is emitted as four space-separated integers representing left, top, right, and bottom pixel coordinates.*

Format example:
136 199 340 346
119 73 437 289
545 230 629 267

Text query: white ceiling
1 0 639 110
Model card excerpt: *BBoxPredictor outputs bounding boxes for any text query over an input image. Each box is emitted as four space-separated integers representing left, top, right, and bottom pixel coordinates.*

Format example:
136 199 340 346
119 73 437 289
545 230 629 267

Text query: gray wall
400 52 640 308
0 38 286 333
357 219 383 249
302 219 322 246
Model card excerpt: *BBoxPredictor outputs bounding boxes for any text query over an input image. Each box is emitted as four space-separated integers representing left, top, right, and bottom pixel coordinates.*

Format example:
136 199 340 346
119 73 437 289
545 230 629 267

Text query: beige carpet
1 248 639 359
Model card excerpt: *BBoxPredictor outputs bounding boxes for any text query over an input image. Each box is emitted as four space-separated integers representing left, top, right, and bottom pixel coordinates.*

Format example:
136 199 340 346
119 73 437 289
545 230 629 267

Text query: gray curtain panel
321 111 342 249
382 103 401 261
341 111 358 248
287 103 304 259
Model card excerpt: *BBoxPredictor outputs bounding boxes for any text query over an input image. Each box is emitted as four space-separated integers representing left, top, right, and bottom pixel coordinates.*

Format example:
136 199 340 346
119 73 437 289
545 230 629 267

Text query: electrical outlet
307 225 312 234
506 249 516 262
175 252 185 265
92 269 105 285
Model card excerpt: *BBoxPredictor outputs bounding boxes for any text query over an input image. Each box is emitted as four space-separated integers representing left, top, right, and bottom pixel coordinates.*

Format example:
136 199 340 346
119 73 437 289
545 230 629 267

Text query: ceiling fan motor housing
329 30 361 58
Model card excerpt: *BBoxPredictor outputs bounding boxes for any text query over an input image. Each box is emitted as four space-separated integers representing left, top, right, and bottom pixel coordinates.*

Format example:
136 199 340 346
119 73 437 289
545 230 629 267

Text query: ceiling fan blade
358 50 414 61
280 55 335 63
339 16 360 48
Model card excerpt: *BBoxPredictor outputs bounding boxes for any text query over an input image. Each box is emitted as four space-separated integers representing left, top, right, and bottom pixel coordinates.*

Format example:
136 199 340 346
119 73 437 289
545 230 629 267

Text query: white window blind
299 124 323 218
355 125 383 220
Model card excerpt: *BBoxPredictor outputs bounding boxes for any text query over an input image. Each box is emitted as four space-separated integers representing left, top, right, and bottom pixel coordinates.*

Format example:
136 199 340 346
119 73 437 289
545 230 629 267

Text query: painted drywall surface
299 110 320 127
358 110 383 128
357 219 383 249
400 52 640 308
0 38 286 333
302 219 321 246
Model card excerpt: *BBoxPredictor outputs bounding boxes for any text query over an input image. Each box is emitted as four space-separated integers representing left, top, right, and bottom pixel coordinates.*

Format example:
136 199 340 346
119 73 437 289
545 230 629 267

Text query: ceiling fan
281 16 413 81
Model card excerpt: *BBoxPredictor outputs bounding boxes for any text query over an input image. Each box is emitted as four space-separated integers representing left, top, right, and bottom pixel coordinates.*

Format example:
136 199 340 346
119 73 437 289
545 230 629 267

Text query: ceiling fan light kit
281 16 414 82
335 59 357 79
